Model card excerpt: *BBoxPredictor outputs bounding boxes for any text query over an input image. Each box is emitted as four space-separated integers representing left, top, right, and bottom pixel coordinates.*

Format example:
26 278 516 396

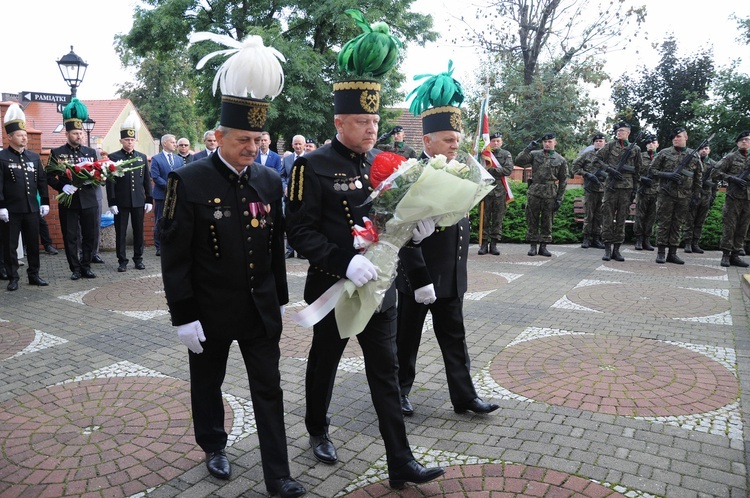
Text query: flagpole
476 79 491 247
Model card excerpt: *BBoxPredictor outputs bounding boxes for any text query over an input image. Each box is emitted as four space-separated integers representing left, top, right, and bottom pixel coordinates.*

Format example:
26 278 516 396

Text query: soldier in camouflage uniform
715 131 750 267
683 144 718 254
571 132 606 249
478 132 514 255
376 126 418 159
650 127 702 264
595 122 642 262
633 135 659 251
515 132 568 257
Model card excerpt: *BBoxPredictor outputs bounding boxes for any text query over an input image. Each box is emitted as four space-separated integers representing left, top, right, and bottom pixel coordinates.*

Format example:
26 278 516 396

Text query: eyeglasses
178 144 190 147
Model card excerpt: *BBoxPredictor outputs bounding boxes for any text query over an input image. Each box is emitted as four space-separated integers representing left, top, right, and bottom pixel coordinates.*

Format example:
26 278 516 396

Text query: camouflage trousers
682 194 713 244
655 193 689 247
634 192 657 238
480 194 508 241
721 196 750 252
582 190 603 237
601 188 632 244
525 194 555 243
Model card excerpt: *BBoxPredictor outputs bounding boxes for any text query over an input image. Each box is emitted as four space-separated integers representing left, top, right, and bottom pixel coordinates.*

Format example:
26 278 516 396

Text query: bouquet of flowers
47 157 141 207
292 150 494 338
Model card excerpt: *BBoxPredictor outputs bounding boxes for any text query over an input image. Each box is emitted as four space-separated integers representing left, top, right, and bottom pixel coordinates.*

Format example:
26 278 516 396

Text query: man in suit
151 134 184 256
177 137 194 164
395 92 500 418
47 99 100 280
255 131 284 177
0 104 49 290
282 134 305 258
106 112 153 272
192 130 218 161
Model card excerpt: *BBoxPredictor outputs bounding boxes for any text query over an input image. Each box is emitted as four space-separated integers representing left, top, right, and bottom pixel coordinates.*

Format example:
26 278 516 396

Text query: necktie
167 153 174 168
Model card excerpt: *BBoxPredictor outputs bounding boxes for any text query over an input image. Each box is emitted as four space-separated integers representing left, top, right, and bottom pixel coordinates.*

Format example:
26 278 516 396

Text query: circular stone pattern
281 316 363 359
491 335 738 416
0 322 36 360
601 260 726 278
0 377 206 497
467 271 509 292
82 276 167 312
345 463 627 497
567 283 727 318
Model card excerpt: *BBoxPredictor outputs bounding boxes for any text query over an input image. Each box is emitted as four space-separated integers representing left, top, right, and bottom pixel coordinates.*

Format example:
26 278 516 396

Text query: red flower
94 170 102 180
74 166 82 173
83 163 94 172
66 169 73 179
109 163 117 172
370 151 406 189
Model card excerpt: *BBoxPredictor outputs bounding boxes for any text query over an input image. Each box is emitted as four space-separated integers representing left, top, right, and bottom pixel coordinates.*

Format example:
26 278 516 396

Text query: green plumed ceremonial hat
62 98 88 131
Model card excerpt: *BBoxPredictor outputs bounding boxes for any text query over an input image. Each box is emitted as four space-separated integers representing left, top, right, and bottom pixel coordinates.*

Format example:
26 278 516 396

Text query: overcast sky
4 0 748 120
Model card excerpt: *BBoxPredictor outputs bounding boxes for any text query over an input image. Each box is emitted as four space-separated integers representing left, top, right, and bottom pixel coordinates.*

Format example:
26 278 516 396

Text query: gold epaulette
289 164 305 202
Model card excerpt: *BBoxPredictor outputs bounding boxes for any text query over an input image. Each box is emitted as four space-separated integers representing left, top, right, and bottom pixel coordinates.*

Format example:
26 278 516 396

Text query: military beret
489 131 502 139
736 130 750 142
591 132 605 142
614 121 631 129
670 127 687 139
541 132 556 140
392 125 404 133
644 134 658 144
306 138 316 145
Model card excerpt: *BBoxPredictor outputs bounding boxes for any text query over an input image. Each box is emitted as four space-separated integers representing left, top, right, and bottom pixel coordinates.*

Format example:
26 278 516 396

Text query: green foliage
692 190 726 250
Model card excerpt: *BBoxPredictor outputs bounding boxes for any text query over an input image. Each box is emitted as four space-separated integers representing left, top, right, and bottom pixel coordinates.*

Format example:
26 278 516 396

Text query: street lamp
82 118 96 147
57 46 88 98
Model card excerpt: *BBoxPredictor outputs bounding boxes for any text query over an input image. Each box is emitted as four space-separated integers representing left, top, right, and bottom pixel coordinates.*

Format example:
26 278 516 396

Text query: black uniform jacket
0 147 48 212
396 153 469 299
160 153 288 340
106 149 153 208
47 143 99 210
286 137 396 309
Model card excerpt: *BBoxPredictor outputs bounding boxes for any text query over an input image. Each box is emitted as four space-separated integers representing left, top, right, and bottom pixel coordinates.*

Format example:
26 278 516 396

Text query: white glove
40 205 49 217
177 320 206 354
62 184 78 195
144 203 153 214
345 254 378 287
411 218 436 244
280 305 286 317
110 206 119 215
0 208 8 223
414 284 437 305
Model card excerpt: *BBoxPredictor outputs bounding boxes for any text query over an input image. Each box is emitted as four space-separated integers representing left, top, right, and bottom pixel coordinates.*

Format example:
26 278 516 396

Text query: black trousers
59 206 98 273
305 305 413 472
2 212 40 279
397 293 477 406
188 334 290 481
39 215 53 247
114 207 145 264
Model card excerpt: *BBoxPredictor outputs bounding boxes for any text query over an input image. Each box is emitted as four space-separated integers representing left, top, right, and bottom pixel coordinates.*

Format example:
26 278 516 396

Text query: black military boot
581 235 590 249
478 240 488 255
730 252 750 267
602 243 612 261
490 240 500 255
656 246 667 264
528 244 537 256
642 236 655 251
538 243 552 257
740 248 746 256
721 250 731 267
683 241 692 253
691 242 704 254
666 247 685 265
634 237 643 250
744 243 750 256
612 243 625 262
591 236 605 249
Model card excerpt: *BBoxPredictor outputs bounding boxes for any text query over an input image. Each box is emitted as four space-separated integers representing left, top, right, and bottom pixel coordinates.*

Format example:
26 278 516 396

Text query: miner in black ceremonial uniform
0 104 50 290
47 99 100 280
107 111 153 272
159 34 305 497
285 9 444 490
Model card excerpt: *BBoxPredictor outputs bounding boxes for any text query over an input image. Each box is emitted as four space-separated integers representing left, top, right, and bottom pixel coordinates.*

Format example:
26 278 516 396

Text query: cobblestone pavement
1 242 749 497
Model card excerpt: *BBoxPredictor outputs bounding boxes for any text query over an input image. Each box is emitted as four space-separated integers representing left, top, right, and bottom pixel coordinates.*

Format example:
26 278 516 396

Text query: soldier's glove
554 199 563 211
606 167 623 181
411 218 436 244
40 205 50 217
376 130 394 144
346 254 378 287
661 171 683 184
639 176 653 187
525 140 539 151
0 208 8 223
62 184 78 195
583 172 600 185
177 320 206 354
414 284 437 305
110 206 119 215
728 176 748 188
145 203 153 214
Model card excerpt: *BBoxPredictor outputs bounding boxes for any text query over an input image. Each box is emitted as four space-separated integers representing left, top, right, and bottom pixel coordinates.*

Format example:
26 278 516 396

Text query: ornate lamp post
56 46 88 98
82 118 96 147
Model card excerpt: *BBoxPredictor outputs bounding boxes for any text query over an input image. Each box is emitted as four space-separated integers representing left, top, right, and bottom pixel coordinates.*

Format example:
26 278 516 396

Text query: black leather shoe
0 268 8 280
155 249 161 257
309 433 337 464
7 279 19 291
92 255 105 264
389 460 445 490
205 449 231 480
454 397 500 414
134 262 145 270
401 394 414 416
82 269 97 279
28 275 48 286
266 476 306 497
118 263 127 272
70 271 81 280
44 245 59 255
